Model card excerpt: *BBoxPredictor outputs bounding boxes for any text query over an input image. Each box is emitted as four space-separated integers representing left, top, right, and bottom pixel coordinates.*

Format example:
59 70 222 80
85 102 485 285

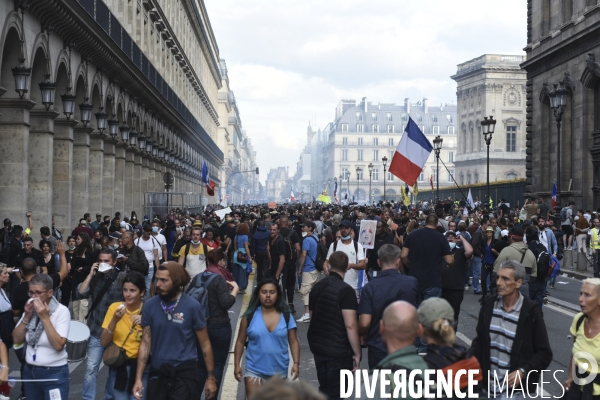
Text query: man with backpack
267 223 286 282
561 201 575 250
493 227 537 299
297 221 321 323
177 226 209 283
279 217 300 313
324 220 367 300
525 226 550 307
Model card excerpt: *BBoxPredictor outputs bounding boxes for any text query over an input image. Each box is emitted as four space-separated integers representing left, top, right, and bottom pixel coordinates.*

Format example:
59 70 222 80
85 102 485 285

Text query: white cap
501 229 509 237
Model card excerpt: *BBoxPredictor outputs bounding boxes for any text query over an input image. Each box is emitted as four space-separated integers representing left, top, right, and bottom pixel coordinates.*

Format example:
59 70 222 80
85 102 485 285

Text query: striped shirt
489 293 523 392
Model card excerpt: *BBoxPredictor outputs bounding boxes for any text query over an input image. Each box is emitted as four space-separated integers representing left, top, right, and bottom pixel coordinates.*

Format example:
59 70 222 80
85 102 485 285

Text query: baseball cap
109 232 122 240
79 219 87 226
509 227 524 238
444 230 456 236
192 220 202 226
501 229 509 237
417 297 455 329
340 220 353 228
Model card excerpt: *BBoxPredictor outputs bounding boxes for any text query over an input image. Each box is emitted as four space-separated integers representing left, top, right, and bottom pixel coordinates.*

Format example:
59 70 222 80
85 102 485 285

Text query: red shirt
201 238 221 250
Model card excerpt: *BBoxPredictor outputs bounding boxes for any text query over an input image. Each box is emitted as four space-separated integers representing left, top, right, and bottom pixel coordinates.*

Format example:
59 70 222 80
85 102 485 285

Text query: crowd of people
0 196 598 399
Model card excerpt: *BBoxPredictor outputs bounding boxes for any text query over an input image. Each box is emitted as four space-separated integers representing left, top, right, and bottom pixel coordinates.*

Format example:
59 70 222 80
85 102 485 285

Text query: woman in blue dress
232 223 252 293
233 278 300 398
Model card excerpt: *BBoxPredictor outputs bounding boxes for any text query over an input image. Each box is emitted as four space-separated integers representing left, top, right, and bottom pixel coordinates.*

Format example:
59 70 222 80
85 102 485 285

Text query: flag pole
438 157 472 211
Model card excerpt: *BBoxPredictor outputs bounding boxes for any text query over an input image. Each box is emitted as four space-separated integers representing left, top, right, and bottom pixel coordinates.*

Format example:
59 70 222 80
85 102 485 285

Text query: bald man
355 301 429 400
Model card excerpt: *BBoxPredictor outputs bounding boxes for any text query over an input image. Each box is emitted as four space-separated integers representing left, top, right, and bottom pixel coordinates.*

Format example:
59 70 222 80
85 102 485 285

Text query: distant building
265 167 290 201
295 97 457 203
451 54 527 194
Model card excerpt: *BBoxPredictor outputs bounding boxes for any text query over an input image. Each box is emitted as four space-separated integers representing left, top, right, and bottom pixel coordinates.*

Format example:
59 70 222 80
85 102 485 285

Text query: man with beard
133 262 217 400
77 249 126 400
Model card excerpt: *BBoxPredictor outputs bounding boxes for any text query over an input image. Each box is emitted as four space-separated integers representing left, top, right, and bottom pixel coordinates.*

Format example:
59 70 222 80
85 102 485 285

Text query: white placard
215 207 232 220
358 220 377 249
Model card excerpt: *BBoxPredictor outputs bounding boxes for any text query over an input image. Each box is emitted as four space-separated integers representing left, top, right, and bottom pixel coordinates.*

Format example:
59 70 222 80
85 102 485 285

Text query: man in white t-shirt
151 219 168 262
324 220 367 299
136 224 161 290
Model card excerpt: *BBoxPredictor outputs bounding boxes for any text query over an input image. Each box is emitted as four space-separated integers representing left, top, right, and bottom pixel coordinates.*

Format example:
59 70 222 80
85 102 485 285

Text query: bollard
577 252 589 272
563 249 574 270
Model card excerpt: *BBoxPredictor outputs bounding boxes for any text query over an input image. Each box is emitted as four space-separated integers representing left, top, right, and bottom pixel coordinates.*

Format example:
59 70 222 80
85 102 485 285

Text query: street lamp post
382 156 388 201
356 167 361 203
368 163 373 204
549 83 568 210
433 136 443 202
346 172 350 203
480 115 497 210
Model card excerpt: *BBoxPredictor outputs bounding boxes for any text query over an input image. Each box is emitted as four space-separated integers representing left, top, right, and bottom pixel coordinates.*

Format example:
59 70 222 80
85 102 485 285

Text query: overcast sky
204 0 527 186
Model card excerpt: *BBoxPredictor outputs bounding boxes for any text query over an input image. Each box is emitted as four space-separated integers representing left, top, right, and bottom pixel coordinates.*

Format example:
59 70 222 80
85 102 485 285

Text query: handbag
235 235 249 263
102 307 140 369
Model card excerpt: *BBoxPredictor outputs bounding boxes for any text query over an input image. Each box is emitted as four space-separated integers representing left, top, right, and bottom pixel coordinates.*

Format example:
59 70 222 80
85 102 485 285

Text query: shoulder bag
102 306 142 368
235 235 248 263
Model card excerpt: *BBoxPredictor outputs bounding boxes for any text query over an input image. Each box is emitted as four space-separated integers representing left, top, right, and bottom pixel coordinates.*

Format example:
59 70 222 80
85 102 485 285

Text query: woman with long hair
233 279 300 398
206 248 234 282
232 223 252 294
162 219 177 261
39 239 55 275
480 227 497 302
100 271 148 400
71 233 93 322
201 228 221 250
59 236 78 308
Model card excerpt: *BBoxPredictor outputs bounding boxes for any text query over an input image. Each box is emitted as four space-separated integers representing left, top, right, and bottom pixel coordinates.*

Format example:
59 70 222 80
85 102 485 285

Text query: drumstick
9 378 59 382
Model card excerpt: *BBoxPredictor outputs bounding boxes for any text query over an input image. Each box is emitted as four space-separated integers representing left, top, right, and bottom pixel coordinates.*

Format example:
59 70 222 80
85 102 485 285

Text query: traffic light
256 167 259 175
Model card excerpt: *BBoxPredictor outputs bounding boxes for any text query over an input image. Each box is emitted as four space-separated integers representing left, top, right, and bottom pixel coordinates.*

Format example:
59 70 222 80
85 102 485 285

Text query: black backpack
181 242 209 269
186 272 219 319
529 241 551 281
306 235 327 271
280 230 295 263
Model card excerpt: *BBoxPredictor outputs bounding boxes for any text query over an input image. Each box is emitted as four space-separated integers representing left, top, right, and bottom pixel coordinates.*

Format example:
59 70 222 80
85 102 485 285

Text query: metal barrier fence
143 192 203 220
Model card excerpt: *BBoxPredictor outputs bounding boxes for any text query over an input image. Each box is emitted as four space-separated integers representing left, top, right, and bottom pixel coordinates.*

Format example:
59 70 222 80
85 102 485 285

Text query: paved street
3 271 585 399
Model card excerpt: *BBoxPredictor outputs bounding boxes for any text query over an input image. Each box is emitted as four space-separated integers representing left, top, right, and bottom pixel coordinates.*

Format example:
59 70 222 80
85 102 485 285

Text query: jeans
529 279 547 307
83 335 113 400
255 251 269 283
198 323 232 396
314 354 353 400
23 363 69 400
416 286 442 352
282 261 297 304
471 256 482 293
481 263 493 296
145 265 154 294
108 364 149 400
367 346 388 370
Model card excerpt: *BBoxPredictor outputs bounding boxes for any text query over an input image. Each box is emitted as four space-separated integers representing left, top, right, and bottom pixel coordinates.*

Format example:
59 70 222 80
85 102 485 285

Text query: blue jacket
540 228 558 255
250 226 269 255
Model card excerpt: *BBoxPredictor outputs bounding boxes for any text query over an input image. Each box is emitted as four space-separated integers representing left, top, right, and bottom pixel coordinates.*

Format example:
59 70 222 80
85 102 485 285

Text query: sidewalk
559 249 594 280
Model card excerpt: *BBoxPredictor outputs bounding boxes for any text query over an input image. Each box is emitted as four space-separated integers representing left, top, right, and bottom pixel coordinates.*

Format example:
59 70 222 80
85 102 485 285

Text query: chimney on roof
404 98 410 113
423 98 429 113
362 97 368 112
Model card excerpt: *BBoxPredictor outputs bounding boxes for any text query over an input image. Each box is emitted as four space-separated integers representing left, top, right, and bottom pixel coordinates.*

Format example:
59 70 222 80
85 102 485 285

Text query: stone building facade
265 167 290 202
0 0 223 235
451 55 527 191
217 60 258 205
306 97 457 203
523 0 600 209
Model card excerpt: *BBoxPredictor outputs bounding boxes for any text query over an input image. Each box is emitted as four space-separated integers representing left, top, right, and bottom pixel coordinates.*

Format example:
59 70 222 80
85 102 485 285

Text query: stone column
133 153 143 215
155 163 163 192
53 118 78 235
88 134 105 217
71 126 93 230
102 140 117 218
29 109 59 234
113 144 127 216
147 160 155 195
124 149 135 215
0 98 35 229
141 156 149 212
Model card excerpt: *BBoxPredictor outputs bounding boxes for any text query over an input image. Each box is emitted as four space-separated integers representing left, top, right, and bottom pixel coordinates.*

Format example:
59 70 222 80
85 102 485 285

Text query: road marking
221 272 255 400
545 303 577 318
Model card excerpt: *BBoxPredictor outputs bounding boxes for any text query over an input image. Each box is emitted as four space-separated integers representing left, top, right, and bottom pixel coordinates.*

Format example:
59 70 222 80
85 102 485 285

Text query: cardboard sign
268 202 277 209
215 207 232 220
358 220 377 249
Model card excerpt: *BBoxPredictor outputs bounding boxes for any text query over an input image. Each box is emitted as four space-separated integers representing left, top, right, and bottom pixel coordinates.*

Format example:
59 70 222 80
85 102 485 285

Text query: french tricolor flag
388 117 433 186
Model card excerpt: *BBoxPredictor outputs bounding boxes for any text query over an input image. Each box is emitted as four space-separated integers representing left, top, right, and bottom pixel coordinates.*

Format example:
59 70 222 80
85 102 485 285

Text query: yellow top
570 312 600 395
102 302 143 359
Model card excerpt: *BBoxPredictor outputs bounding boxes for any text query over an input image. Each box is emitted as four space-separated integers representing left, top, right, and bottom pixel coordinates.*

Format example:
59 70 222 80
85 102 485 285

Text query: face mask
98 263 113 273
191 240 201 245
302 232 308 237
69 245 76 251
152 227 159 233
110 244 119 250
341 235 351 241
449 242 456 250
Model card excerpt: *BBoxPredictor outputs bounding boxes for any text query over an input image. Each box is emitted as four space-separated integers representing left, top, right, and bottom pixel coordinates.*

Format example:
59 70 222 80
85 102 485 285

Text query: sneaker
550 284 555 289
288 303 296 314
468 277 473 286
464 285 469 291
297 313 310 323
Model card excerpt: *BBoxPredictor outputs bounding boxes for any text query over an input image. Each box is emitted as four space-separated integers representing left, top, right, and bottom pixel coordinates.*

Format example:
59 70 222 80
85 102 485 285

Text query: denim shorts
244 369 287 383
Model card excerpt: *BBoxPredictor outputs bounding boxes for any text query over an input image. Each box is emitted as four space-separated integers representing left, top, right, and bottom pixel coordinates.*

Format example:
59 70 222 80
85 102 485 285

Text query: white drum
66 320 90 362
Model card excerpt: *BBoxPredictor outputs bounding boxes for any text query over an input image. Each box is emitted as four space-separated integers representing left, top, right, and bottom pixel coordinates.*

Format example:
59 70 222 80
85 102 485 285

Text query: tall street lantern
356 167 361 203
95 109 108 136
433 135 443 202
138 134 147 152
368 163 374 204
145 139 154 155
79 100 93 127
481 115 497 210
129 128 138 149
549 83 568 210
108 117 119 140
60 91 76 120
382 156 388 201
